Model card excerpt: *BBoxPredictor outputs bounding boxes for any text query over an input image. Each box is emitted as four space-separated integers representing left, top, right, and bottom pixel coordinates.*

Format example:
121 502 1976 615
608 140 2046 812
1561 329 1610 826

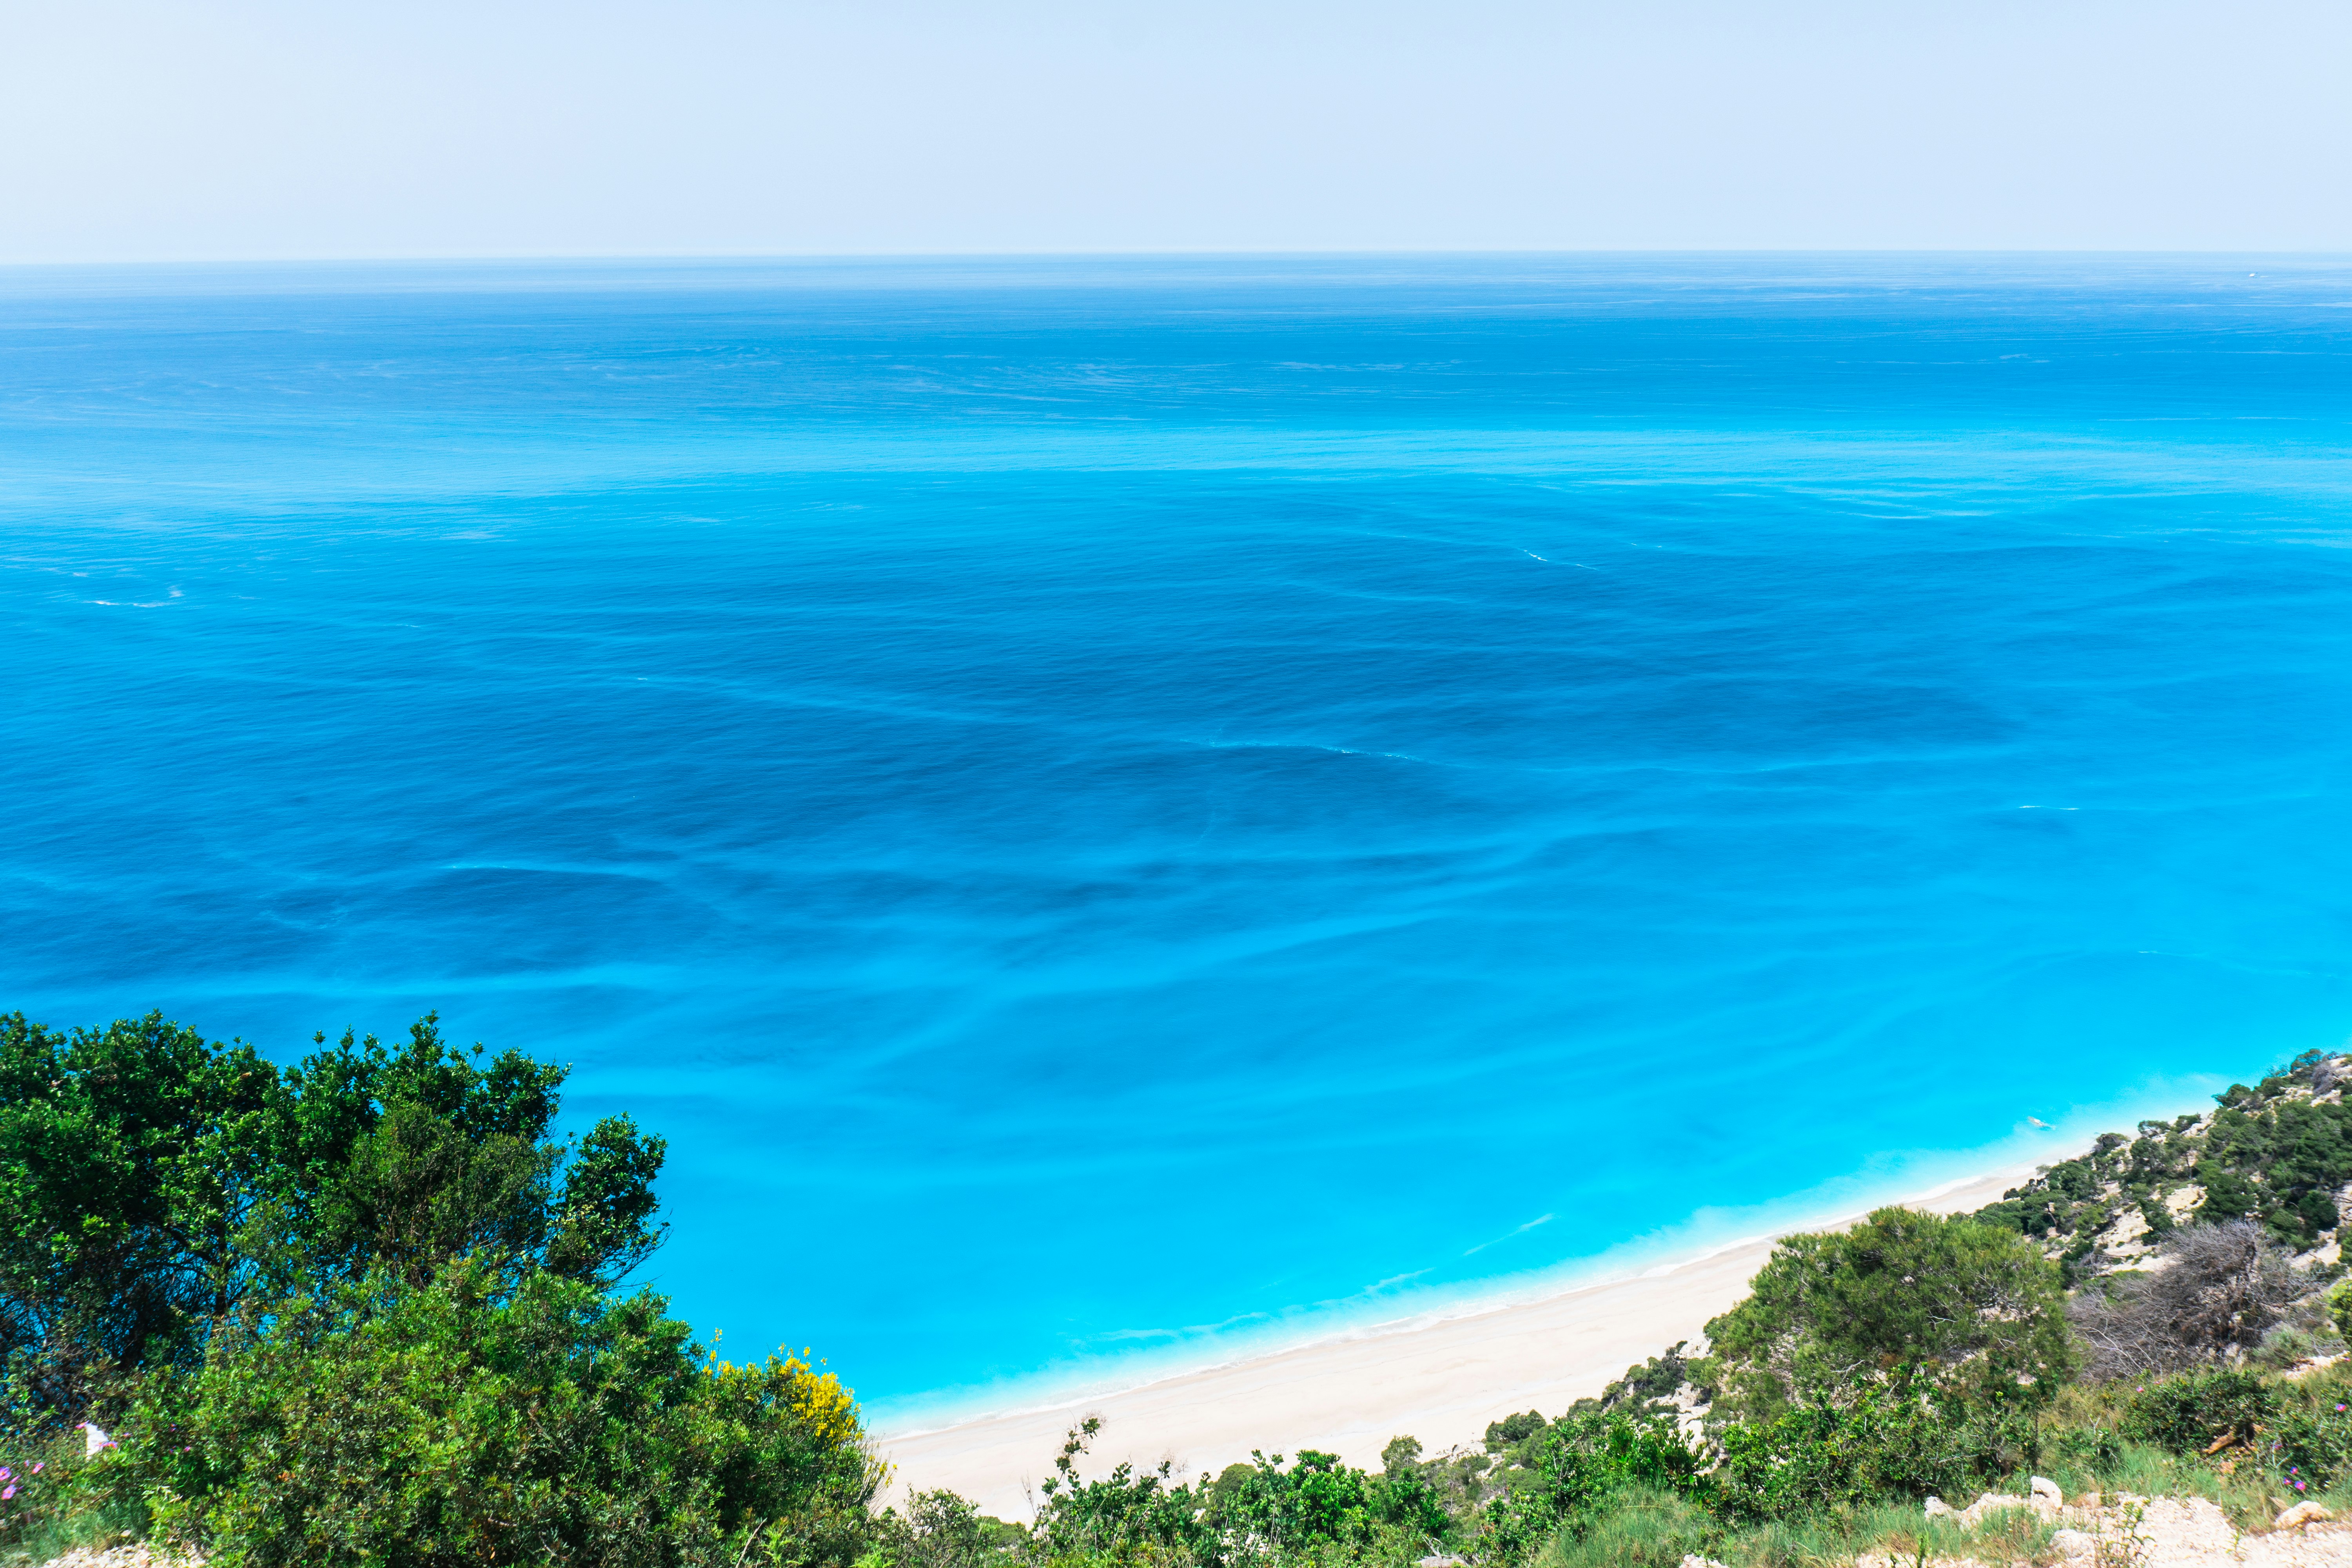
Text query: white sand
877 1165 2038 1517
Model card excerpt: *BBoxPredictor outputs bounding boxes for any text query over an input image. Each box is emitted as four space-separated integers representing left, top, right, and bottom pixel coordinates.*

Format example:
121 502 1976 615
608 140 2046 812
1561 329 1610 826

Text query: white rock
2030 1474 2063 1506
1923 1495 1953 1518
2276 1499 2336 1528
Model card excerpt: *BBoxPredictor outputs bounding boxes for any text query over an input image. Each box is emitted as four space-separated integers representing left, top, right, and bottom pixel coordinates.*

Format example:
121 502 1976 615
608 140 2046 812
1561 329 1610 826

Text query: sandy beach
877 1164 2043 1517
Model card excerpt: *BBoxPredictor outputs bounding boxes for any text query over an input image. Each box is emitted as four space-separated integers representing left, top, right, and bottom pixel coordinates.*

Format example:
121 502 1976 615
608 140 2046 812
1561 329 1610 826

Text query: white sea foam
868 1071 2226 1439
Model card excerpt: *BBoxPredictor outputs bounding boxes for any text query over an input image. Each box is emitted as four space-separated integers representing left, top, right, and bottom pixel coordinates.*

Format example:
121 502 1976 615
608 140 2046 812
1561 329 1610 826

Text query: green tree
875 1489 1008 1568
1478 1410 1709 1561
1031 1418 1212 1564
1698 1207 2073 1421
1711 1376 2033 1520
130 1258 881 1568
0 1013 283 1416
0 1011 666 1424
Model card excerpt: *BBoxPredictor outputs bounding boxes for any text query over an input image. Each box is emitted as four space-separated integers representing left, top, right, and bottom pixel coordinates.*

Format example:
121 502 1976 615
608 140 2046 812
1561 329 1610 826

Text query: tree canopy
1699 1206 2074 1420
0 1010 664 1420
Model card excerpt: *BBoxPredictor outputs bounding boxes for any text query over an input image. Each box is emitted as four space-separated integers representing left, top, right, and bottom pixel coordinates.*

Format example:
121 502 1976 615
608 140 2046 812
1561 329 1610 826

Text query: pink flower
28 1463 38 1474
3 1486 14 1501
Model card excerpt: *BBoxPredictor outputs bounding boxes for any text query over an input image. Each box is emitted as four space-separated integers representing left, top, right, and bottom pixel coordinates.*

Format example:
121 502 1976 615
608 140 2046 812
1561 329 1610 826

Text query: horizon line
4 245 2349 271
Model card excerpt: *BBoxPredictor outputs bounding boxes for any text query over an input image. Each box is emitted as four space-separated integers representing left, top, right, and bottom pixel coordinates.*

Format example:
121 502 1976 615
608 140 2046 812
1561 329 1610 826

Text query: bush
2327 1279 2352 1343
1480 1410 1711 1560
1531 1486 1713 1568
1712 1379 2035 1521
0 1425 142 1561
2269 1403 2352 1493
1030 1419 1214 1565
874 1490 1010 1568
129 1260 880 1568
1214 1447 1447 1555
1699 1208 2073 1422
2073 1223 2308 1381
2120 1368 2278 1454
2256 1325 2325 1370
1484 1411 1547 1451
0 1011 667 1425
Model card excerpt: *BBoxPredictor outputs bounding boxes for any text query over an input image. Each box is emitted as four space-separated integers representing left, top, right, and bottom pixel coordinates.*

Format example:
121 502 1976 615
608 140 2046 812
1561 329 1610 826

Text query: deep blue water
5 255 2352 1422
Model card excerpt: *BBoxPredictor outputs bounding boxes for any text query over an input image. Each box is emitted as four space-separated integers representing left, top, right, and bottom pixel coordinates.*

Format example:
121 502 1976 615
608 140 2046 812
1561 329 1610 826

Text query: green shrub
1214 1447 1448 1555
1479 1409 1711 1560
1712 1379 2033 1521
1023 1420 1451 1568
1699 1208 2073 1423
2256 1325 2324 1370
1029 1419 1214 1565
2045 1420 2123 1472
873 1489 1014 1568
2269 1401 2352 1494
0 1011 666 1426
1529 1485 1712 1568
2121 1368 2277 1454
2327 1279 2352 1343
129 1261 881 1568
1484 1411 1547 1451
0 1428 145 1561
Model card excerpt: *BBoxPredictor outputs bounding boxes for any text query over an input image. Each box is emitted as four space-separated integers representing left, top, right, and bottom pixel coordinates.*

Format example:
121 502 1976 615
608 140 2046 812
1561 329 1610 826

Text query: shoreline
876 1158 2049 1518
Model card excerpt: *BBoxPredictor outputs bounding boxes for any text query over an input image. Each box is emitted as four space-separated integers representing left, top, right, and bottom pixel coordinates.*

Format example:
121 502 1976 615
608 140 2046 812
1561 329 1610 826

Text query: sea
4 254 2350 1430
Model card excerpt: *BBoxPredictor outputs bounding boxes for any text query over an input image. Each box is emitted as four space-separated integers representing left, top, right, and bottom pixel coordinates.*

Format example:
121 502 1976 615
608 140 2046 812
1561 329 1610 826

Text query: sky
0 0 2346 261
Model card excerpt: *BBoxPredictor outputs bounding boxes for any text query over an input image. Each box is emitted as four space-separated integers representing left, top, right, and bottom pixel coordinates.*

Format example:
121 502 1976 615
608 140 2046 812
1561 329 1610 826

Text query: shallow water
4 254 2350 1422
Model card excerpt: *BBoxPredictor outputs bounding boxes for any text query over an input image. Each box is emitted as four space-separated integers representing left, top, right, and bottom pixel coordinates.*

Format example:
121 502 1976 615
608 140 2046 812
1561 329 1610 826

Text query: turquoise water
4 255 2351 1421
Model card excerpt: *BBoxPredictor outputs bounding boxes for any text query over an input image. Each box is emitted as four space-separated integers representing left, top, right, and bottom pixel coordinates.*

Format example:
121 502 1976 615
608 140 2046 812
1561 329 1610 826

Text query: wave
865 1069 2230 1436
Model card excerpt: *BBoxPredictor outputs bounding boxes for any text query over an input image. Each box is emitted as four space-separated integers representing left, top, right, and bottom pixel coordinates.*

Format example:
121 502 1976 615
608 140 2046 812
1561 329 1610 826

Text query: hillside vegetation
1972 1054 2352 1274
9 1017 2352 1567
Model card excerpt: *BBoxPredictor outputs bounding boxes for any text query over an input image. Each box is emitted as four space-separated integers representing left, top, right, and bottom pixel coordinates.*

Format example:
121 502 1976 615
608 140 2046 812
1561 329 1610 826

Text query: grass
1531 1487 2063 1568
1531 1408 2352 1568
0 1432 153 1568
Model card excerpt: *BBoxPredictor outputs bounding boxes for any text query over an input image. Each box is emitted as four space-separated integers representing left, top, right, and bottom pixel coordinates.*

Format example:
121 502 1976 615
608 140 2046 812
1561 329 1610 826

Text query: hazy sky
3 0 2345 261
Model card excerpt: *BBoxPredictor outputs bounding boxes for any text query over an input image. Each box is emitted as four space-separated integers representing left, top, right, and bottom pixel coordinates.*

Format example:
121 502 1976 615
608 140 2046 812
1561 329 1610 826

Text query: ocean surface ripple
4 254 2351 1422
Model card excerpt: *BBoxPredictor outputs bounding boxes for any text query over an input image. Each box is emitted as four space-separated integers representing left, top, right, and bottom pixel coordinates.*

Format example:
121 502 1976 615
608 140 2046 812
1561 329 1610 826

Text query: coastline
877 1160 2047 1518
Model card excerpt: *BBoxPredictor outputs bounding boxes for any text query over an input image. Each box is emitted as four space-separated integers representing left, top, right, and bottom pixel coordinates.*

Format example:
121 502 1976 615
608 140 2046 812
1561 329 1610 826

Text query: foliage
0 1011 667 1425
1699 1207 2073 1421
1525 1485 1712 1568
0 1421 145 1562
2327 1278 2352 1343
2118 1367 2277 1453
2267 1402 2352 1494
1031 1419 1213 1566
0 1013 281 1417
25 1011 2352 1568
1479 1408 1713 1559
1560 1341 1701 1421
1483 1411 1546 1452
127 1258 880 1568
0 1009 891 1568
873 1489 1021 1568
1711 1378 2036 1521
1973 1050 2352 1265
1020 1420 1453 1568
1217 1446 1448 1555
